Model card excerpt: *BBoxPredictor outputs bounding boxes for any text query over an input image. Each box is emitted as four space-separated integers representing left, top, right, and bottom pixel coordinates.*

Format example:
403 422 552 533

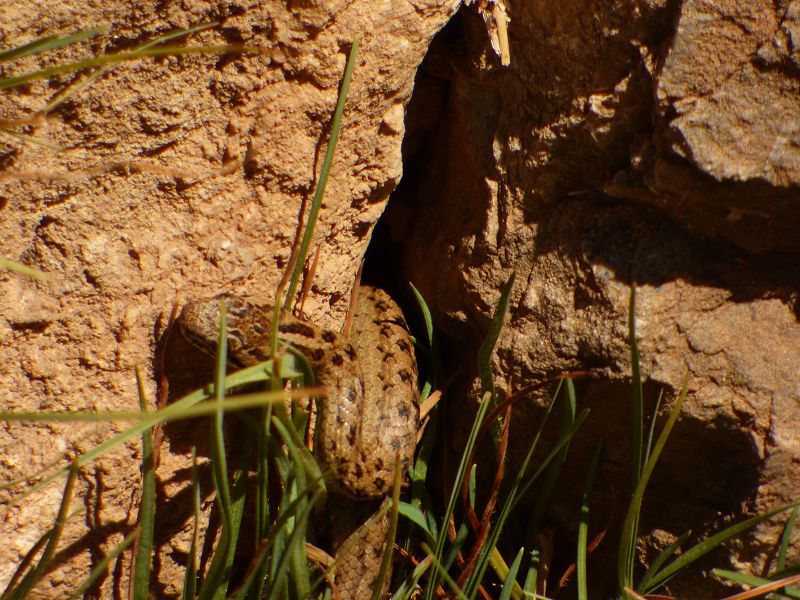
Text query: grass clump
3 261 799 599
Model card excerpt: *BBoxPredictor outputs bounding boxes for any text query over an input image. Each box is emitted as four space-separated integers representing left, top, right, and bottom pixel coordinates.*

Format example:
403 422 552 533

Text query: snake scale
177 285 420 598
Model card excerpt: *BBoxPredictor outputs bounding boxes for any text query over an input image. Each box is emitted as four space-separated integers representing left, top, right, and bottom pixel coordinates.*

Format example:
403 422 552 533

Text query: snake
176 285 420 598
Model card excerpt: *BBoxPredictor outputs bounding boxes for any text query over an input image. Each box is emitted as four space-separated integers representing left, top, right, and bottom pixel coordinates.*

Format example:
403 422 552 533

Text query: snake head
178 296 238 356
177 296 256 365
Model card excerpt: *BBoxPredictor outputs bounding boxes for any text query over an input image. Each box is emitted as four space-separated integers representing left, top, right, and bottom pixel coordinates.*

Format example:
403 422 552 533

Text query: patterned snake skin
177 285 419 598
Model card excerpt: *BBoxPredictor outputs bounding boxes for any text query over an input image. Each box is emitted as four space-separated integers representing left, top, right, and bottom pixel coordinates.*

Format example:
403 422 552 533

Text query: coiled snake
177 286 419 598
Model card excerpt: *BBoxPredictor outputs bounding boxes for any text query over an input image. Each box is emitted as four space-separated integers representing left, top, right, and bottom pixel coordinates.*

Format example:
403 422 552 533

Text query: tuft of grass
614 287 800 599
4 278 798 598
4 263 799 599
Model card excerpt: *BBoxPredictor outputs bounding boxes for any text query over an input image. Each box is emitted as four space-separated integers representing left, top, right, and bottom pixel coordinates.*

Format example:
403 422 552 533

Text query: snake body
177 286 419 597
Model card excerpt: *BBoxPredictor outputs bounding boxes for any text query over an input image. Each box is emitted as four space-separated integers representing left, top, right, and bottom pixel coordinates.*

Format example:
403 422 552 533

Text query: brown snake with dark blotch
177 285 420 598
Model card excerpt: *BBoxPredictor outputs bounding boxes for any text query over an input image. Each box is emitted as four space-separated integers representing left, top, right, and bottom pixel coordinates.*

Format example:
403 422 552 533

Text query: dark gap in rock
362 13 465 364
362 14 461 301
361 15 476 559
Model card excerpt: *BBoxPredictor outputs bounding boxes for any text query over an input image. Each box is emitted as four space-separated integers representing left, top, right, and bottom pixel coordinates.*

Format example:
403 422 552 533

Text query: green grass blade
498 547 525 600
67 528 139 600
775 565 800 578
131 367 156 600
778 504 800 571
523 547 540 597
0 258 51 280
0 390 291 424
0 44 255 90
410 405 436 505
409 282 441 390
488 547 524 600
512 409 590 511
423 392 493 599
181 449 201 600
270 415 317 598
530 378 572 529
226 444 255 597
397 502 434 542
288 504 312 597
265 425 295 592
636 529 691 592
409 297 439 544
618 382 687 594
137 21 218 48
0 26 108 62
282 36 360 308
464 397 585 594
255 471 328 566
0 367 293 520
409 282 434 347
372 463 404 600
0 126 62 149
271 413 324 496
618 285 645 594
628 285 643 485
38 21 220 117
440 522 470 576
198 301 234 600
467 464 477 509
641 389 663 471
476 405 589 592
712 569 800 599
210 418 257 600
230 545 269 600
211 297 231 511
422 544 469 600
460 273 517 591
467 408 590 596
251 404 275 600
1 529 52 597
0 361 290 427
477 273 515 396
577 440 603 600
390 556 432 600
6 462 79 600
263 490 323 600
477 273 515 455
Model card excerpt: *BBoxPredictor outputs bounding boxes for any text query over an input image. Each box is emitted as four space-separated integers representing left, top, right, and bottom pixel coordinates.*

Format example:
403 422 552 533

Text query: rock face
608 0 800 254
1 0 798 598
394 0 800 597
0 1 457 596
